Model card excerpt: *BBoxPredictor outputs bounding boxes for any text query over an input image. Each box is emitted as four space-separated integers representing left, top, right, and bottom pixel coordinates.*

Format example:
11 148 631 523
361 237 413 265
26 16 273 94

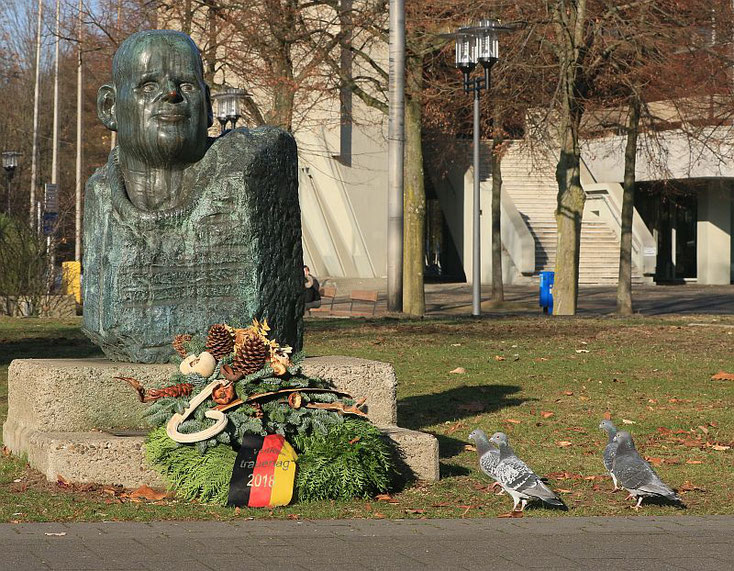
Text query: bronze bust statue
97 31 213 211
83 30 304 363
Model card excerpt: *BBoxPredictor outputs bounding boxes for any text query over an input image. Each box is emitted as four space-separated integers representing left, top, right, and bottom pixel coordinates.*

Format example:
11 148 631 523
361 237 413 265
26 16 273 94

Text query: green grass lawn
1 315 732 522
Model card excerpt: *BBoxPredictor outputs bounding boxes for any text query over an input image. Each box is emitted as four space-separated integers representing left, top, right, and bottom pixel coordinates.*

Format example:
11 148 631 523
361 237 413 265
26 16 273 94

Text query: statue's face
114 36 210 166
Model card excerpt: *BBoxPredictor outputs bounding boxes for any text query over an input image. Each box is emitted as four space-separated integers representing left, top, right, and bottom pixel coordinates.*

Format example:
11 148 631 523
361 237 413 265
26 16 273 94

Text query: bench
348 289 379 316
308 285 337 315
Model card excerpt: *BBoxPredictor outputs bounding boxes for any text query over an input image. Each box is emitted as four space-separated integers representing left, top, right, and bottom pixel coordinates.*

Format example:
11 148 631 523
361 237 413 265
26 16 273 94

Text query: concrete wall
297 118 389 279
697 181 733 284
582 128 734 182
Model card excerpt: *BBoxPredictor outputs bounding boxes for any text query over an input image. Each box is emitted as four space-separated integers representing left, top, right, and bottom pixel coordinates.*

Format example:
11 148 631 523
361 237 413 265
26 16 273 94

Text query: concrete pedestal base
3 357 439 488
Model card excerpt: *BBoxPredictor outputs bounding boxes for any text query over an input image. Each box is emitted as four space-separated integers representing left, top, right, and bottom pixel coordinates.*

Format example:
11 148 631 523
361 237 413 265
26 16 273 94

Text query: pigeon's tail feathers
639 479 679 501
542 495 568 510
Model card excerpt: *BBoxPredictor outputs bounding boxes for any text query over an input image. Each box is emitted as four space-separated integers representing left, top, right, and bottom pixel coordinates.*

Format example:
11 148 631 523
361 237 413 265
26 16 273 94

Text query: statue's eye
141 82 157 93
180 82 195 93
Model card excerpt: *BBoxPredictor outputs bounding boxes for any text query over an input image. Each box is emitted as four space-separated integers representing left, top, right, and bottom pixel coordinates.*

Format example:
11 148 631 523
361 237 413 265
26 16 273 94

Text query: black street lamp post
212 87 248 134
2 151 22 215
455 19 501 317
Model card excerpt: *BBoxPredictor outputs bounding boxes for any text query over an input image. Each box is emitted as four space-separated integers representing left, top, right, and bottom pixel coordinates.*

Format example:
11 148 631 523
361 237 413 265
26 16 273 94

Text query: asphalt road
1 516 732 570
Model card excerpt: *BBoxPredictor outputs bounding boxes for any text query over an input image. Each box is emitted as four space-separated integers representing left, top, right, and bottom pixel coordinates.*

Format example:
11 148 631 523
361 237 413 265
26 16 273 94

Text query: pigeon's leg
491 482 506 495
611 474 619 491
625 493 635 501
511 497 520 512
633 496 644 510
518 499 528 512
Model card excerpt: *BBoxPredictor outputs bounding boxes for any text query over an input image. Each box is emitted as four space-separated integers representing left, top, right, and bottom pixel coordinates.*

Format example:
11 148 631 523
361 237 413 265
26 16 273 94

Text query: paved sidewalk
310 282 734 317
1 516 732 570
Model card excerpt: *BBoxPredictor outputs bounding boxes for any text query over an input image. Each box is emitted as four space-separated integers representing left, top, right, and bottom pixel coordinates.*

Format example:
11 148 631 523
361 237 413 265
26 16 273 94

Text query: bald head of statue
97 30 213 171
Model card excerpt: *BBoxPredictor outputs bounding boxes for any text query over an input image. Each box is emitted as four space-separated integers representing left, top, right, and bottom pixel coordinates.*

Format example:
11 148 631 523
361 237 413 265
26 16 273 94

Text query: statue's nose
161 81 182 103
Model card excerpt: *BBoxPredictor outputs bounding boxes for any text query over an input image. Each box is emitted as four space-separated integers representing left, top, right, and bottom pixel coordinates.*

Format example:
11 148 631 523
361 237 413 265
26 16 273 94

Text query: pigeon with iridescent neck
488 432 567 512
611 430 683 509
468 429 502 492
599 419 620 490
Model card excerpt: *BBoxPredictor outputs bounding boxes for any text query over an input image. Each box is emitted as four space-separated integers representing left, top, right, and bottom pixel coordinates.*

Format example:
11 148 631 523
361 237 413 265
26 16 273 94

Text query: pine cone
146 382 194 401
172 334 192 359
206 323 234 360
232 331 269 375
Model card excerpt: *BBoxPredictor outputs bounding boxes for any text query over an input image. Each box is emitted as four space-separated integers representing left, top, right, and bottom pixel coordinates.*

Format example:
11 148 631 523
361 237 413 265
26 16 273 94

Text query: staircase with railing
498 144 651 285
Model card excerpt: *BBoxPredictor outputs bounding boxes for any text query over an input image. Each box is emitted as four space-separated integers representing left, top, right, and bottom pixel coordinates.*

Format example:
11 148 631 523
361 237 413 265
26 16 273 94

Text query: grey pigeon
599 419 620 490
488 432 568 512
611 431 683 509
468 429 501 484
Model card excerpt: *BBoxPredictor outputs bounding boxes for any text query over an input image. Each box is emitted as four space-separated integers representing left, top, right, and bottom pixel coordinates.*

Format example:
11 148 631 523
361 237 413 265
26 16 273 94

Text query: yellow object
62 261 82 304
266 438 298 507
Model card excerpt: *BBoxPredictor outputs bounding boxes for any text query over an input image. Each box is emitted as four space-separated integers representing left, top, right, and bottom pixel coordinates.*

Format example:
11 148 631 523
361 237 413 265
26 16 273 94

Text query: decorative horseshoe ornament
166 380 229 443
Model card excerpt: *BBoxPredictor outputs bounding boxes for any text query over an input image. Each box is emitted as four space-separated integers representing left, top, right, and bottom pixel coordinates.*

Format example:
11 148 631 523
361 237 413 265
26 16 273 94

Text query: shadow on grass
439 462 471 478
0 337 102 367
398 384 529 432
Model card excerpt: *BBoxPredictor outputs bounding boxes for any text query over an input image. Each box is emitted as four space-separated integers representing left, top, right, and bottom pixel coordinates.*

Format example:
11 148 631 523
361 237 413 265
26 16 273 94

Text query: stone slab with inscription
82 127 304 363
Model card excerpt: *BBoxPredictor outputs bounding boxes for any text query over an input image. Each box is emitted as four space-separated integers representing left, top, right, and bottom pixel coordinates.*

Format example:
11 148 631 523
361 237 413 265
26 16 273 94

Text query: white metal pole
51 0 60 186
472 87 481 316
110 0 121 150
387 0 405 313
75 0 83 262
30 0 43 225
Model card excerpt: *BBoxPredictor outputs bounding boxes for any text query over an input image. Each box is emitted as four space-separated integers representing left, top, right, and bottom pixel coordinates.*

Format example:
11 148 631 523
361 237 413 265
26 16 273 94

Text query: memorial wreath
119 319 398 507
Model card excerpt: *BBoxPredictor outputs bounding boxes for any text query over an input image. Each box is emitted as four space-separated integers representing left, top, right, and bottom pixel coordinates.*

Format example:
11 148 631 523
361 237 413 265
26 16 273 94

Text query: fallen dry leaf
430 502 453 507
129 485 167 501
698 426 709 435
44 532 66 537
465 444 477 452
645 457 664 467
497 511 523 518
557 441 573 448
711 444 731 451
710 371 734 381
603 411 612 420
449 367 467 374
503 418 521 424
446 421 467 435
286 514 301 520
575 349 590 354
540 411 554 419
1 446 10 457
679 481 706 492
555 488 572 494
494 355 506 362
686 459 703 465
373 512 386 519
348 437 361 445
547 471 583 480
622 419 636 425
458 401 486 413
56 475 70 489
563 391 574 396
376 494 399 504
405 508 426 514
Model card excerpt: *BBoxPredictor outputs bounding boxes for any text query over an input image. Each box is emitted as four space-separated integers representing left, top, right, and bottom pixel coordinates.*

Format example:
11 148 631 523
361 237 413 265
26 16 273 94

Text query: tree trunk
616 97 640 315
204 4 217 85
491 134 504 302
402 57 425 316
554 117 585 316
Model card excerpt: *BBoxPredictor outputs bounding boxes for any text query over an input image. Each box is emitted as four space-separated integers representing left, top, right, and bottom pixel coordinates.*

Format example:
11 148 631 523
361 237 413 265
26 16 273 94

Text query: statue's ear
97 84 117 131
205 84 213 128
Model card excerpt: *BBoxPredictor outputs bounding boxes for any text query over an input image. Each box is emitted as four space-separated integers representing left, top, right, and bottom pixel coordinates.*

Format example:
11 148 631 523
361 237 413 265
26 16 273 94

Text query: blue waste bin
539 271 554 315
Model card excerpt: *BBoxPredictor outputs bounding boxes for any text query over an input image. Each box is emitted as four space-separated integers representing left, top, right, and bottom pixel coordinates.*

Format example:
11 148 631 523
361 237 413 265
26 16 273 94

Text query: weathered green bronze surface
83 30 303 362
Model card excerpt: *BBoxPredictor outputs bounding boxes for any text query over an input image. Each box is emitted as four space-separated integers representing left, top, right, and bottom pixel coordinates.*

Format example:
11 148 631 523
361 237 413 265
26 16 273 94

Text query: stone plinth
3 357 439 488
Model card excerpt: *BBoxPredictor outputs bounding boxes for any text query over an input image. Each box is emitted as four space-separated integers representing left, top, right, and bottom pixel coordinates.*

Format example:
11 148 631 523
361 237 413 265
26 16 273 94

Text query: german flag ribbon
227 434 298 508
